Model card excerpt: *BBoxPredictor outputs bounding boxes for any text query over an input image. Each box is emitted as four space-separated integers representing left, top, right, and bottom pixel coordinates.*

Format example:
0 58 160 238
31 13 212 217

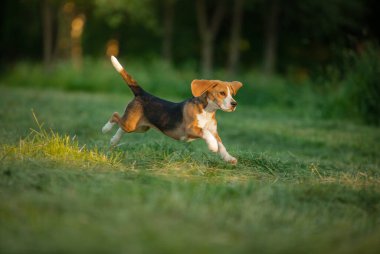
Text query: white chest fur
196 109 217 133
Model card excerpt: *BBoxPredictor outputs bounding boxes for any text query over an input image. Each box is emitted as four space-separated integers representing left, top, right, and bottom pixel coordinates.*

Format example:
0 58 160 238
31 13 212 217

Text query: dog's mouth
220 106 236 112
226 108 236 112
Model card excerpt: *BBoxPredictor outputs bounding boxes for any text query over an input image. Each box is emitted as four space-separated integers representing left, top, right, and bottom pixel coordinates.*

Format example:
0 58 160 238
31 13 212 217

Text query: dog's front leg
217 142 237 164
214 133 237 164
202 130 219 153
186 126 218 153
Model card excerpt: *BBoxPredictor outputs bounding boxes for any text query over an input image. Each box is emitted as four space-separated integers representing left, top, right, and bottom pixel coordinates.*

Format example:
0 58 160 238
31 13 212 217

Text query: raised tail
111 56 143 96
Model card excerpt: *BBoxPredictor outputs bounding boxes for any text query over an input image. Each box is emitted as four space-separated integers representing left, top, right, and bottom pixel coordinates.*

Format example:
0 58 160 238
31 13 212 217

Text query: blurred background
1 0 379 125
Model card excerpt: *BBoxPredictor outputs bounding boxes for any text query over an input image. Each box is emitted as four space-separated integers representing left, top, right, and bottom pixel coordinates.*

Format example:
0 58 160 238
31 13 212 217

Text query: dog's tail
111 56 143 96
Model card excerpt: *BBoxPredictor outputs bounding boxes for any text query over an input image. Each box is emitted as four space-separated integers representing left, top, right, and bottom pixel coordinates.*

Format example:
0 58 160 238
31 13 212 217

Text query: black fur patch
139 93 186 132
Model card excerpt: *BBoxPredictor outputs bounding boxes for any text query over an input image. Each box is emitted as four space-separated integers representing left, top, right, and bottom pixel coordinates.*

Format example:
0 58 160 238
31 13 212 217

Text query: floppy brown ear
191 79 214 97
229 81 243 95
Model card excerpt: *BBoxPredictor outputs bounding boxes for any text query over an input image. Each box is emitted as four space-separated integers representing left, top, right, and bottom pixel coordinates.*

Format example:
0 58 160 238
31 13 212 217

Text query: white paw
102 121 114 133
223 154 237 164
110 128 124 146
110 136 120 146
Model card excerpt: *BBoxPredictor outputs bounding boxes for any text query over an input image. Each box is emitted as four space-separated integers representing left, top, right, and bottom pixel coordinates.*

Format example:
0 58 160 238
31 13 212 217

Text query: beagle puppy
102 56 243 164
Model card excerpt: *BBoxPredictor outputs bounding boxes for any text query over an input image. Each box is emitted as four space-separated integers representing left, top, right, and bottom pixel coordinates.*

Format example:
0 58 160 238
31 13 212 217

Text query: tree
94 0 158 57
42 0 54 70
94 0 157 30
195 0 226 77
54 1 75 61
227 0 244 77
263 0 280 75
162 0 175 63
41 0 56 71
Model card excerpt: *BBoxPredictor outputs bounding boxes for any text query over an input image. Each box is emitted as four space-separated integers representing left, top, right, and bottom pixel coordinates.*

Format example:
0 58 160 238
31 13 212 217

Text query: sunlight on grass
0 112 121 168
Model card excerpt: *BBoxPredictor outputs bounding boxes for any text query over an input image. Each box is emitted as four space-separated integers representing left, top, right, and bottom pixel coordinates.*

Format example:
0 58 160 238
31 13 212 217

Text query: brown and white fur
102 56 243 164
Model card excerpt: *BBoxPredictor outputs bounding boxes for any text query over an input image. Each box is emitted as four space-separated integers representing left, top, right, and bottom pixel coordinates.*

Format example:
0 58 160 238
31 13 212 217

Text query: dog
102 56 243 164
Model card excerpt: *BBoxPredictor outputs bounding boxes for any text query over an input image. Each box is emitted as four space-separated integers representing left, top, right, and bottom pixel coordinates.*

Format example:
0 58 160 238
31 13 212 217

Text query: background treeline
0 0 379 124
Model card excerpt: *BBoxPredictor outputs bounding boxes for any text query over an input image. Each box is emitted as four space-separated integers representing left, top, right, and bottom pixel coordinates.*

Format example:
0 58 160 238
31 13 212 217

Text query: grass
1 111 122 168
0 85 380 253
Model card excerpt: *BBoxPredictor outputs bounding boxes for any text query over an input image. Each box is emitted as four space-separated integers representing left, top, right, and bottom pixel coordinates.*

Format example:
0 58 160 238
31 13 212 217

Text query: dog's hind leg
102 112 120 133
102 112 125 146
106 101 148 147
118 101 146 133
110 117 148 147
110 128 125 146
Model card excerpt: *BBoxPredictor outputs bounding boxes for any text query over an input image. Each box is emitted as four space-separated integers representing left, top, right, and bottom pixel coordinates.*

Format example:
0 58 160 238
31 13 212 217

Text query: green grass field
1 85 380 253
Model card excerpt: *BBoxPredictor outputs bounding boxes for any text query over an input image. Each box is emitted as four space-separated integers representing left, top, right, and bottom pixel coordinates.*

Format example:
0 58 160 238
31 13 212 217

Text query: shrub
344 44 380 125
1 58 196 99
324 43 380 125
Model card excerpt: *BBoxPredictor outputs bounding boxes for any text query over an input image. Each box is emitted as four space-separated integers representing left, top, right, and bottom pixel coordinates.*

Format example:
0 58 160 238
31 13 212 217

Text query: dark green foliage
325 44 380 125
1 0 378 72
344 45 380 125
1 58 195 99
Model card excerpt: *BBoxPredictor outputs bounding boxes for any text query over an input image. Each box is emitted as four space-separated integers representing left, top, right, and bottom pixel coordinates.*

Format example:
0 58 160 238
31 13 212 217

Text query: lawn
0 85 379 253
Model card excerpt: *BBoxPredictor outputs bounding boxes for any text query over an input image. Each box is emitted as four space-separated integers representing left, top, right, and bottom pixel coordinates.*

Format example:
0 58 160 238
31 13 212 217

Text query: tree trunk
54 2 74 60
227 0 244 77
162 0 175 63
202 34 213 77
71 14 85 70
195 0 226 78
42 0 53 71
263 0 280 75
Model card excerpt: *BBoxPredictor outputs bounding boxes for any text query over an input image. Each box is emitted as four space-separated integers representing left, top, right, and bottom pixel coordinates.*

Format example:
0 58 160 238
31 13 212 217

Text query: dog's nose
231 101 237 107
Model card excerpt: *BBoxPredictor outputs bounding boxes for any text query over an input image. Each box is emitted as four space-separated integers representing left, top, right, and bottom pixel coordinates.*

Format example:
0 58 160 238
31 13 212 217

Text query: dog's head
191 79 243 112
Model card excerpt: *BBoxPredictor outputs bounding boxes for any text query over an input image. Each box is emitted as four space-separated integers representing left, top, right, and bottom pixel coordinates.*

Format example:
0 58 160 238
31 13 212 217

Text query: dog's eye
220 91 226 96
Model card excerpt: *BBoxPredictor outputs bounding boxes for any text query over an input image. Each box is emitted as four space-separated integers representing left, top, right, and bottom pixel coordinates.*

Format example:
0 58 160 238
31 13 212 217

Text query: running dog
102 56 243 164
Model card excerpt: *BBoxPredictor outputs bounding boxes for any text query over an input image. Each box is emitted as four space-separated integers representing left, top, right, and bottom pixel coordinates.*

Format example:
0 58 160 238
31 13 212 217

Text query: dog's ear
229 81 243 96
191 79 215 97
